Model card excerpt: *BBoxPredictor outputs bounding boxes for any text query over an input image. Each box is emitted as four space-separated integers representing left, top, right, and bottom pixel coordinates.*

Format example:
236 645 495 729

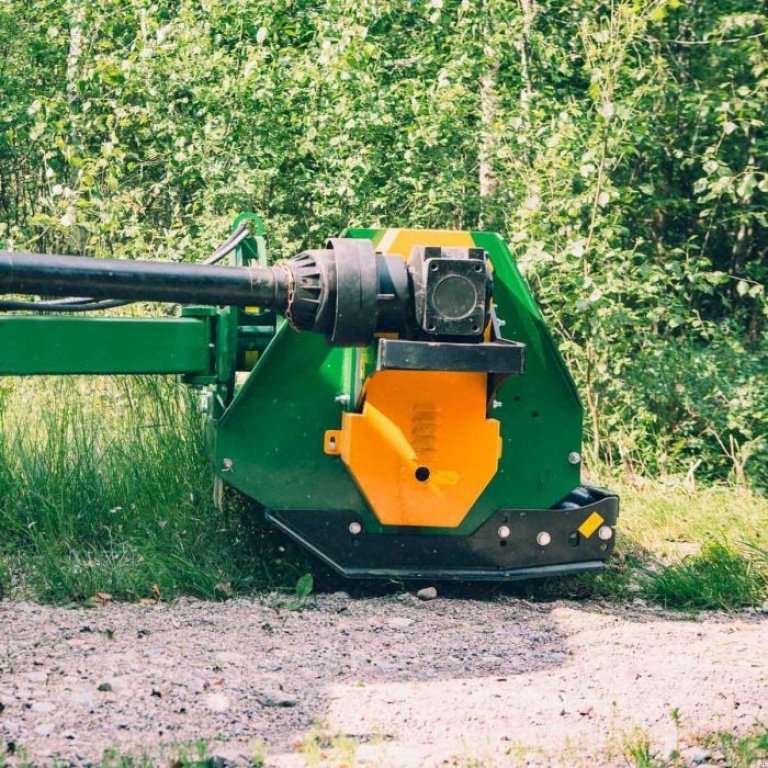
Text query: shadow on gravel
266 591 574 753
0 591 575 763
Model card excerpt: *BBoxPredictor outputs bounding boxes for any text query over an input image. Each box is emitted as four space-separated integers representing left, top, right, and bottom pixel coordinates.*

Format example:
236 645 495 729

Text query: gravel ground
0 594 765 767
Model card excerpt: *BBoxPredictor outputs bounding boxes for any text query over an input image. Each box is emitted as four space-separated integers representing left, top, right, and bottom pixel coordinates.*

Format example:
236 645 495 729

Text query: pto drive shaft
0 238 492 346
0 250 284 309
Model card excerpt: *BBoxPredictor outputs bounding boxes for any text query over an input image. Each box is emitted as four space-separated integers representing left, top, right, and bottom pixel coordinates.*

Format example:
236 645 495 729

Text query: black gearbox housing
282 239 493 346
408 245 492 340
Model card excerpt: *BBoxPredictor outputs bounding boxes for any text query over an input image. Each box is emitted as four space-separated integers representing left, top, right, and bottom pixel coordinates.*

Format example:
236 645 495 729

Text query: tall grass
614 478 768 608
0 377 765 606
0 376 306 602
639 541 767 610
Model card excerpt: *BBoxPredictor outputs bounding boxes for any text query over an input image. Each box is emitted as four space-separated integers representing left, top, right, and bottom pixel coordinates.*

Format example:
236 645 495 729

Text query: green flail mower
0 215 618 580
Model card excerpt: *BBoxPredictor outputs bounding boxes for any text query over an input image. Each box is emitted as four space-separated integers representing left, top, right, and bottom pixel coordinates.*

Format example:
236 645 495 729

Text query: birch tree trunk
478 0 500 228
66 1 85 250
478 67 499 228
66 2 84 116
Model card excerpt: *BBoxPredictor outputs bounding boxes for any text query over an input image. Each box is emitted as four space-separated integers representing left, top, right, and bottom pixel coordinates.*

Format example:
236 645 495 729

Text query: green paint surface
215 324 369 515
0 316 212 375
216 229 582 534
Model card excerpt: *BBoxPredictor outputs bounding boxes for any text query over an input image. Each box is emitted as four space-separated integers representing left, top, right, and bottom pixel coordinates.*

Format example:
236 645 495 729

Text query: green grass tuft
705 727 768 768
0 376 308 602
619 725 768 768
639 540 767 610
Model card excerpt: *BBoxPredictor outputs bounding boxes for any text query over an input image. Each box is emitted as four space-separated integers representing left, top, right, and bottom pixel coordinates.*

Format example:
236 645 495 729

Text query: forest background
0 0 765 602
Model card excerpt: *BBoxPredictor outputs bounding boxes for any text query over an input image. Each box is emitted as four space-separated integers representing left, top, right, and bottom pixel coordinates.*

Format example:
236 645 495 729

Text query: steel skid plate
265 486 619 581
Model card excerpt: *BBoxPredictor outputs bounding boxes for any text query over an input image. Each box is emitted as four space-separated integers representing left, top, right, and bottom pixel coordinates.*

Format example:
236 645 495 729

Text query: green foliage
295 572 314 600
623 728 662 768
0 0 765 485
0 553 8 597
620 725 768 768
640 540 768 609
705 727 768 768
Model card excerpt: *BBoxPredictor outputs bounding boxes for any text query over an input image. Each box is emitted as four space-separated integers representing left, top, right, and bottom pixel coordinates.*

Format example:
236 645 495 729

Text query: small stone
186 677 206 694
681 746 712 765
758 601 768 614
204 692 231 712
97 682 113 692
34 723 54 736
417 587 438 601
210 757 236 768
258 690 298 708
30 701 55 714
332 591 351 599
387 617 414 629
26 671 48 683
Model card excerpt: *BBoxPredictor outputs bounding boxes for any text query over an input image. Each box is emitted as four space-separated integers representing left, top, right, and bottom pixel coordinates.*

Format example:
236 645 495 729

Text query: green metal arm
0 316 214 376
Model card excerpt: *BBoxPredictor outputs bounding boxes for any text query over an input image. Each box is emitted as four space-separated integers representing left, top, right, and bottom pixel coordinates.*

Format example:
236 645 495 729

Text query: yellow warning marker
578 511 605 539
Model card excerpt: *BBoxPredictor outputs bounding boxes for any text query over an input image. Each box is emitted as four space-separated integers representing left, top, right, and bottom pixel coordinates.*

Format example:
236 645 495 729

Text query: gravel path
0 595 765 767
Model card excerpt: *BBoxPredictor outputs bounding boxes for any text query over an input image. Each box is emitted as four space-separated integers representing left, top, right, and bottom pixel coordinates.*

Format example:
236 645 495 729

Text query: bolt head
536 531 552 546
497 525 511 539
598 525 613 541
348 522 362 535
568 451 581 465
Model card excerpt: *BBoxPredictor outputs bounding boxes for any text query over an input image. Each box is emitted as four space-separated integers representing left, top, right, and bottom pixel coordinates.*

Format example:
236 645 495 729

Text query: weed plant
640 541 767 610
0 376 307 602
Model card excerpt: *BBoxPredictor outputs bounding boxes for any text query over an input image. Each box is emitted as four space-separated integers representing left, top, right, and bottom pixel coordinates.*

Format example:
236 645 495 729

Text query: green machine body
0 216 618 580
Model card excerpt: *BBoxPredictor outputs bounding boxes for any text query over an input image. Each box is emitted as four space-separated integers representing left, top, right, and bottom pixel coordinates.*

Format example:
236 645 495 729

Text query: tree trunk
478 67 499 228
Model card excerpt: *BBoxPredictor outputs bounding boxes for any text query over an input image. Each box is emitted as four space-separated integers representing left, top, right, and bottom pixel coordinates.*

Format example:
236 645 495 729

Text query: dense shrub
0 0 765 484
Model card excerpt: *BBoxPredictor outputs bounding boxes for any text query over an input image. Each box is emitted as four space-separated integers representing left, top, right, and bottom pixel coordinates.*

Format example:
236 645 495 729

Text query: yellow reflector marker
578 511 605 539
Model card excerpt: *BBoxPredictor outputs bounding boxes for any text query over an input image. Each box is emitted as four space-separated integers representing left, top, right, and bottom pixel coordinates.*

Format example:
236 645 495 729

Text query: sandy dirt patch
0 595 765 766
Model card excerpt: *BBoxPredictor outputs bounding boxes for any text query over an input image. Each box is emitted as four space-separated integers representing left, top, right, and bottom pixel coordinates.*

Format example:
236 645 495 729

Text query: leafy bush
0 0 765 484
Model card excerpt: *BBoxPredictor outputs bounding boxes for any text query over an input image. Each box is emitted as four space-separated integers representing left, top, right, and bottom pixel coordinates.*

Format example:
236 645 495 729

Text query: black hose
203 223 251 265
0 298 131 312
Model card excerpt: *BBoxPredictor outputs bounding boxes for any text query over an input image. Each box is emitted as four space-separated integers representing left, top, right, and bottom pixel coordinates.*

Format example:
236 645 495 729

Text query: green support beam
0 316 213 376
